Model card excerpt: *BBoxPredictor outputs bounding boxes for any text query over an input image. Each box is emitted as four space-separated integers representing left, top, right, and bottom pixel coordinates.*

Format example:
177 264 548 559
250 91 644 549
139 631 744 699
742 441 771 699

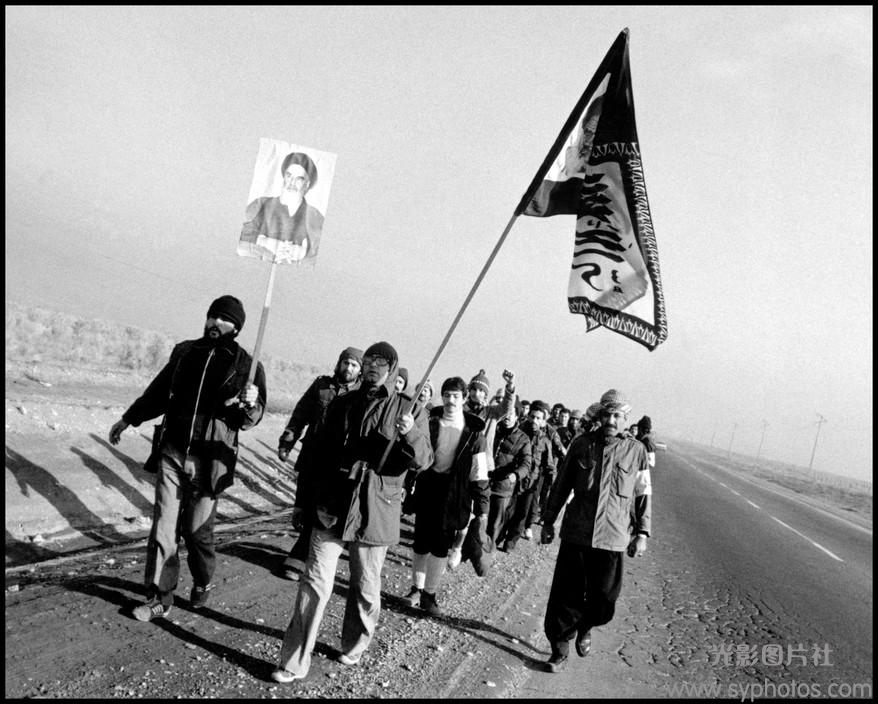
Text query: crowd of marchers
109 295 655 679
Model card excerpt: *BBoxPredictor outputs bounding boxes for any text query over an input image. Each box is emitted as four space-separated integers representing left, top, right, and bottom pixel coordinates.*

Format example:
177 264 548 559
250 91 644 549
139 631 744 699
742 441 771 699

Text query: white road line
746 500 760 509
728 488 741 496
770 516 845 562
677 453 872 537
718 482 727 488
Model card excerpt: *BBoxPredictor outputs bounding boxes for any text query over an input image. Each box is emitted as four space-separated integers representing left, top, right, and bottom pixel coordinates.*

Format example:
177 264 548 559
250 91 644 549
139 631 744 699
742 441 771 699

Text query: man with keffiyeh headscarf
538 388 652 674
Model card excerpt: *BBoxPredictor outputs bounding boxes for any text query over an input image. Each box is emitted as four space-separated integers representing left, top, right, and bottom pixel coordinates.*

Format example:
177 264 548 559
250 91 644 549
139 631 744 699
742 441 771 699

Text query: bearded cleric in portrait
239 151 324 263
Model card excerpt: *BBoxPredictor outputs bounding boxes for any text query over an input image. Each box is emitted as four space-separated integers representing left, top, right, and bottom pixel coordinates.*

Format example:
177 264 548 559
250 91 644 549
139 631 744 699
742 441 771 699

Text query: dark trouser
544 541 623 656
535 474 555 522
284 462 318 566
525 475 546 527
487 493 512 543
284 519 313 566
500 490 536 546
144 448 218 606
412 471 457 557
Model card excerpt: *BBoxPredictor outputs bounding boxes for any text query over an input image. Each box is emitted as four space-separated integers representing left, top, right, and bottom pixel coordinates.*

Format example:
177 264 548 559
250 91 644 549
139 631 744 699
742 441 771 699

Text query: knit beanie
468 369 491 395
207 295 246 330
363 341 398 368
638 415 653 432
600 388 631 414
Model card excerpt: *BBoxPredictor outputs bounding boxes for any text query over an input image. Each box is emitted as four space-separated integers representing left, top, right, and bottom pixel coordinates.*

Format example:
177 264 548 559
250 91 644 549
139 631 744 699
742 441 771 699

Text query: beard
279 189 304 213
337 368 358 384
203 324 235 344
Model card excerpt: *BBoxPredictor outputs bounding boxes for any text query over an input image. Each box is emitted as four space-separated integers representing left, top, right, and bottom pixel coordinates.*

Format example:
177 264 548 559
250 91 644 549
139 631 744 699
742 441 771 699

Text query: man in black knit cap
109 295 266 622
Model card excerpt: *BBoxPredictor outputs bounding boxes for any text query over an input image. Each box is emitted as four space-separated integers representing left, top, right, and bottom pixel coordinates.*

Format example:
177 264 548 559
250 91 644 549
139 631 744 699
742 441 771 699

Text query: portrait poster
238 138 337 263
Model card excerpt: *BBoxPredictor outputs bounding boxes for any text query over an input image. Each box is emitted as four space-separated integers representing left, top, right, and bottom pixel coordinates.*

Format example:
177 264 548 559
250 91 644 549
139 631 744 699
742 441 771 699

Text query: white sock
424 553 447 594
412 552 427 589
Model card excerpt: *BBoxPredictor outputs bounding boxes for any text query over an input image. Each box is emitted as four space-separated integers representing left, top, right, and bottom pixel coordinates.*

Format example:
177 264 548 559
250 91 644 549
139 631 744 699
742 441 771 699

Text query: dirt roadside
5 373 675 698
5 372 872 698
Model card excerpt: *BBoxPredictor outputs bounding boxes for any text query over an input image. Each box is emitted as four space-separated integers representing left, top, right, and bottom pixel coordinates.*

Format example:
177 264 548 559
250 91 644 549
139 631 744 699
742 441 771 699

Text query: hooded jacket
543 430 651 551
122 335 266 496
312 355 433 546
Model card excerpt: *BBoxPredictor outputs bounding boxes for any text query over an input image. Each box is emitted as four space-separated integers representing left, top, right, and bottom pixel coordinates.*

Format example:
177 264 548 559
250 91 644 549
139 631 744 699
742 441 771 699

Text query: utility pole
727 422 737 460
756 420 768 466
710 421 718 448
809 414 828 483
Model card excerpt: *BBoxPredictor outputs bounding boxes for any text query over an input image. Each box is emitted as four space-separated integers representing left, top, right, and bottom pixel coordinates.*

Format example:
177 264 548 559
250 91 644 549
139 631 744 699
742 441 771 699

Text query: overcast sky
5 6 872 481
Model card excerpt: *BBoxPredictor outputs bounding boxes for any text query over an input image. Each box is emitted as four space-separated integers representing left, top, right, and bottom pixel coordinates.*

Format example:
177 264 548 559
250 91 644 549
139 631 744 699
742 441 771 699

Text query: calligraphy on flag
238 138 337 264
517 29 667 350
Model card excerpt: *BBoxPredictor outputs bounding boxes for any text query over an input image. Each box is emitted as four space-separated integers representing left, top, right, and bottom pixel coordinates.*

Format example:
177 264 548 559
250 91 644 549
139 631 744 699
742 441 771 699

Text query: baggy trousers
144 448 218 606
543 541 623 655
278 526 388 677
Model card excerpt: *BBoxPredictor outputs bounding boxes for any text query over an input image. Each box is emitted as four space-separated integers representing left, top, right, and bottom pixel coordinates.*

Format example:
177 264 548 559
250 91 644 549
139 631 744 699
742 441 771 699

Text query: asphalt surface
5 411 874 698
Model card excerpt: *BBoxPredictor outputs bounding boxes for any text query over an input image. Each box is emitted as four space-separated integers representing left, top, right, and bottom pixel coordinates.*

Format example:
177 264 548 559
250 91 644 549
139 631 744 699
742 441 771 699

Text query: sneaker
575 628 592 657
190 583 213 609
279 568 301 581
447 548 462 571
271 668 304 683
545 652 568 673
337 652 361 666
401 586 421 607
419 590 442 617
132 599 172 622
524 528 533 540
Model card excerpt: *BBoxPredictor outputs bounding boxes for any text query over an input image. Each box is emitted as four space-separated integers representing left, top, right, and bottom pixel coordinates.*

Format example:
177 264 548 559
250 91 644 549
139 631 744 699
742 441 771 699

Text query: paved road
668 451 872 684
5 442 872 699
506 446 873 699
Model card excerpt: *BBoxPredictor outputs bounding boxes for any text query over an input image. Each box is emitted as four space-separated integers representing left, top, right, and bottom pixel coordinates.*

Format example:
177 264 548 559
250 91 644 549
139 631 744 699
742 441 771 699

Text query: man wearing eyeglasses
271 341 433 683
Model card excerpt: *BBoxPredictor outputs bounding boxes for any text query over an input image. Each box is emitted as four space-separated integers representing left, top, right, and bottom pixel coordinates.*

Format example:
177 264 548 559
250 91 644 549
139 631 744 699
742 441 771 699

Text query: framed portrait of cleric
238 138 337 264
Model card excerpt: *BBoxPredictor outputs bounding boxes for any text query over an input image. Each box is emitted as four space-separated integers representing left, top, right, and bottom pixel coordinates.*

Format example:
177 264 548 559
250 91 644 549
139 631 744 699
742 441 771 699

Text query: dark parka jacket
122 336 267 496
489 422 533 498
312 358 433 546
416 407 488 531
278 351 361 509
520 422 555 494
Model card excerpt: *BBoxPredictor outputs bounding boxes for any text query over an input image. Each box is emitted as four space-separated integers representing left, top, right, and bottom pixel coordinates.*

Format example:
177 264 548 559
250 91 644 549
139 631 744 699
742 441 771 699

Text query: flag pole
514 27 629 215
400 32 632 408
376 29 631 470
375 210 519 471
246 254 280 386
